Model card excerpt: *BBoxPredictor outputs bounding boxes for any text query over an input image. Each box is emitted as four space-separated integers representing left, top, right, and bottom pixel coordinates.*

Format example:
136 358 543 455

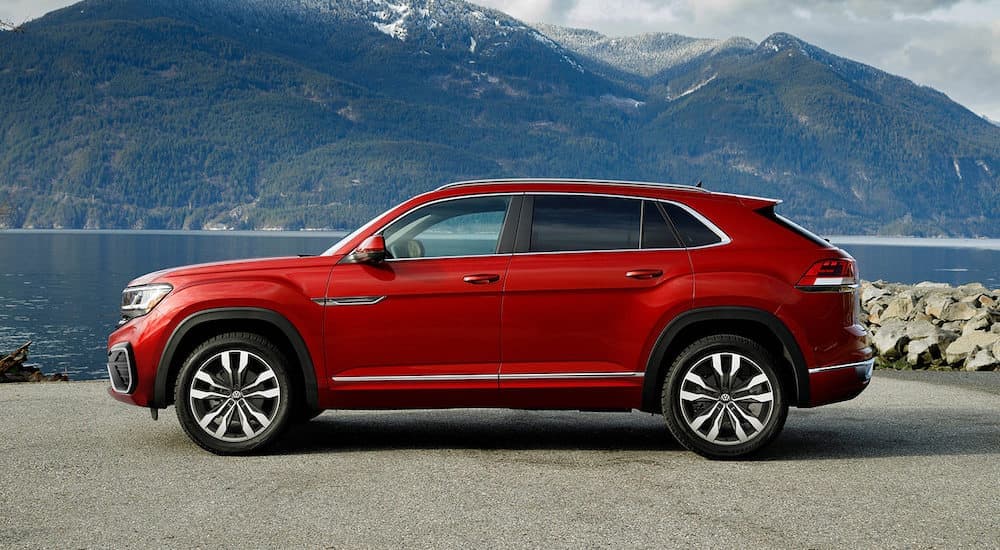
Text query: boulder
964 349 998 372
860 281 888 305
881 294 917 321
979 295 997 308
924 295 954 319
905 319 940 340
939 301 979 322
944 330 1000 365
905 338 938 367
958 282 989 295
994 339 1000 361
962 313 991 335
872 320 909 360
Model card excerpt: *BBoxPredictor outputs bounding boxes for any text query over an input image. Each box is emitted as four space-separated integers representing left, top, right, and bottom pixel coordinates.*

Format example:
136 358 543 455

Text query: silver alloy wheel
677 352 774 446
188 349 282 442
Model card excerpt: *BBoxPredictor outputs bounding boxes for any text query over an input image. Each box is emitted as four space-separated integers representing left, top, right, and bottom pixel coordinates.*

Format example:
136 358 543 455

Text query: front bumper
806 358 874 406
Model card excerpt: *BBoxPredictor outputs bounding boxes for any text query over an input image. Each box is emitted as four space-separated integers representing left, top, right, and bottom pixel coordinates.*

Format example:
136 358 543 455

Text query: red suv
107 179 872 458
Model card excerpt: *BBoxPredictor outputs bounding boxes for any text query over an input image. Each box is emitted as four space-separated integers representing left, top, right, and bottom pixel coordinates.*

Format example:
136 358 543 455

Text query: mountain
0 0 997 236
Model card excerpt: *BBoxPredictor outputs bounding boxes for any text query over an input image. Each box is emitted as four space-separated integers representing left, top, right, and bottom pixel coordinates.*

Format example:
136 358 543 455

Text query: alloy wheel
677 352 775 446
188 349 282 442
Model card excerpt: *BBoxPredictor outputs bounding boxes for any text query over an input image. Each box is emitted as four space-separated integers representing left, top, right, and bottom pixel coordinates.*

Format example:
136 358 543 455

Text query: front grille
107 343 136 394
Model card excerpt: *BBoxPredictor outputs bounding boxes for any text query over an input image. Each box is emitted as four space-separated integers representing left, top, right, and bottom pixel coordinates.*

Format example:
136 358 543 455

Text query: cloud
475 0 1000 119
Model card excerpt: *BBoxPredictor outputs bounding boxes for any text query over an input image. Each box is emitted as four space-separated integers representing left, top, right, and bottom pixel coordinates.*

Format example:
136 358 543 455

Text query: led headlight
120 283 173 323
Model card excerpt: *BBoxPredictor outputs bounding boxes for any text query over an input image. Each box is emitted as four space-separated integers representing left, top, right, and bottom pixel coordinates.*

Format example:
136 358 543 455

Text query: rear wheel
662 334 788 459
175 332 292 454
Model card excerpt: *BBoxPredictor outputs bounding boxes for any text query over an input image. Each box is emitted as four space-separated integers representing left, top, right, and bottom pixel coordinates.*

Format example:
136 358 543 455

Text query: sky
2 0 998 121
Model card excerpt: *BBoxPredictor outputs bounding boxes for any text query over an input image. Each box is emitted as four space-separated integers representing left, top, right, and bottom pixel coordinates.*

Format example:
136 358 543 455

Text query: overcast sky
2 0 998 120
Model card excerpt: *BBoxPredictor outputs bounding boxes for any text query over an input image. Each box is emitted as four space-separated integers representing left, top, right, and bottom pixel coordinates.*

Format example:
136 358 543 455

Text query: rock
905 319 940 340
872 320 909 360
964 349 998 372
962 313 991 335
860 281 888 304
881 294 917 321
27 371 44 382
994 339 1000 361
924 295 954 319
905 338 938 367
939 301 979 322
944 330 1000 365
915 281 951 290
958 282 989 295
979 295 997 308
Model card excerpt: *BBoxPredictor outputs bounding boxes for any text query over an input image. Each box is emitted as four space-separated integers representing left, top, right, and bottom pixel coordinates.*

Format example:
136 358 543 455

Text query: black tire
174 332 293 455
661 334 788 459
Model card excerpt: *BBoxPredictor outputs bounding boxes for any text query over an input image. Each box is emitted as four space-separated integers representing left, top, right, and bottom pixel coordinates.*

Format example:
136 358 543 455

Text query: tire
174 332 293 455
661 334 788 459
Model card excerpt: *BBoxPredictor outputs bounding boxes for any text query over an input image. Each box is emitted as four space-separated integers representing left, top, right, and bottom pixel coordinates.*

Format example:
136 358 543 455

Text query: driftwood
0 342 69 382
0 341 31 374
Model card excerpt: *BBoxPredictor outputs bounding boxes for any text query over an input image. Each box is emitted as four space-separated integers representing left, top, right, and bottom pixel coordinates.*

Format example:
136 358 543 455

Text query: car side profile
107 179 873 458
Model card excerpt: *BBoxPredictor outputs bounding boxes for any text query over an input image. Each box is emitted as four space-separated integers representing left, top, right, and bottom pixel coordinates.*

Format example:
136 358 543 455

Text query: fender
642 306 809 410
152 308 319 410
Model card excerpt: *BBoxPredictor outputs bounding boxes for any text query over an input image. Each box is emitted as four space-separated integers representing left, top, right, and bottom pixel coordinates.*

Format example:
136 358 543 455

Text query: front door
323 195 516 408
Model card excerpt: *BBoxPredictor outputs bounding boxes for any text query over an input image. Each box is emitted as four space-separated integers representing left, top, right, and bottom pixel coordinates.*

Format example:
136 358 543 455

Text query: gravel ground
1 371 998 549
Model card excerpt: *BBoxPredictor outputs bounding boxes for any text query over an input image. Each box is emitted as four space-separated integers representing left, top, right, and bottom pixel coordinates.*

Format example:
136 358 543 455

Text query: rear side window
530 195 640 252
642 201 682 249
661 202 723 247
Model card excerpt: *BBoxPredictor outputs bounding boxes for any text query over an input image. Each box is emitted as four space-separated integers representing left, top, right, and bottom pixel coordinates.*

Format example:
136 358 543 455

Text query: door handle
463 273 501 284
626 269 663 280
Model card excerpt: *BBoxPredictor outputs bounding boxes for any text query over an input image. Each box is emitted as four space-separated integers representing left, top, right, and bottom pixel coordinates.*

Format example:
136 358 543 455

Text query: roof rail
435 178 708 192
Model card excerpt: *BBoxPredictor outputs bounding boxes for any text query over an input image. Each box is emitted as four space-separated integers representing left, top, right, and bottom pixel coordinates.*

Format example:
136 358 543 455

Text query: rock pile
861 281 1000 371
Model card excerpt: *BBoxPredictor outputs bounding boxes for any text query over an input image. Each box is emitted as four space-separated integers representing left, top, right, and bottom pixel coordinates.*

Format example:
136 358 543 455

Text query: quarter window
661 202 723 247
382 196 511 259
530 195 641 252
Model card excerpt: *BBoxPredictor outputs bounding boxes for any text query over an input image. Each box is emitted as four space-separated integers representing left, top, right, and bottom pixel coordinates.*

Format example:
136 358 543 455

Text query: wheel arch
642 307 809 412
152 308 319 411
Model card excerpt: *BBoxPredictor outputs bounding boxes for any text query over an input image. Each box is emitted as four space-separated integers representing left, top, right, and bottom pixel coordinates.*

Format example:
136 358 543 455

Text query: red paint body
108 181 872 417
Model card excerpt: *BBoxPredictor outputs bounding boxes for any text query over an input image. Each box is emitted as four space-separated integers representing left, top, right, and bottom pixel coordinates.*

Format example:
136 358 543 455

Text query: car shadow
272 406 1000 460
274 409 680 454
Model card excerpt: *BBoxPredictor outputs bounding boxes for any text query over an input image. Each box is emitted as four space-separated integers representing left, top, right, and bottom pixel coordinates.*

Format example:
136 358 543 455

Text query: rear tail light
796 259 857 292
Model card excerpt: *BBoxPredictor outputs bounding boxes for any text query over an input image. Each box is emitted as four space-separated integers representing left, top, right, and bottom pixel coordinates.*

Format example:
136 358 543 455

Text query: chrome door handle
626 269 663 280
463 273 501 284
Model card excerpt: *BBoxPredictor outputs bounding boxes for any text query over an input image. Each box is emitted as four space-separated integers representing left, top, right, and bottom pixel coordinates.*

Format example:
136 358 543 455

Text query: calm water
1 231 998 381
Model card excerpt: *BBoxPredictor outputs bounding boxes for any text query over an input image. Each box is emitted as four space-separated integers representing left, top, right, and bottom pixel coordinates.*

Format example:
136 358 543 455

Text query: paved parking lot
1 372 998 548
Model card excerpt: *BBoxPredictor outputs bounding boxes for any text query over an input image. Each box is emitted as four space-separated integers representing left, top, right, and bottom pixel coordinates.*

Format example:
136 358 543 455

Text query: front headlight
120 283 173 324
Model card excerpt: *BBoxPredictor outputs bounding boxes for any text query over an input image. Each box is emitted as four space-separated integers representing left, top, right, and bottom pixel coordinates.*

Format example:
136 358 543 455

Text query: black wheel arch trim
152 308 320 410
642 307 809 410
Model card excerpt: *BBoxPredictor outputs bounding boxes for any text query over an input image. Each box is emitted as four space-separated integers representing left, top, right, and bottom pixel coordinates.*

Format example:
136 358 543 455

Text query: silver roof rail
435 178 708 192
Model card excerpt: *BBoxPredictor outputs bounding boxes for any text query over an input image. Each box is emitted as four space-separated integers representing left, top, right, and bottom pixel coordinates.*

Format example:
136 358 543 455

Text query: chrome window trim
524 192 731 252
332 371 645 383
340 190 731 263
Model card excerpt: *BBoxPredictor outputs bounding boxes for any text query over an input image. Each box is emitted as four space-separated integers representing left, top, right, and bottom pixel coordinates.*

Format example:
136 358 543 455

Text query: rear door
500 194 693 409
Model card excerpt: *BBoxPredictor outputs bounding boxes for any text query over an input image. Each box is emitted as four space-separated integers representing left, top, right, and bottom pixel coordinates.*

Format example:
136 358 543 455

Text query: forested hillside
0 0 997 236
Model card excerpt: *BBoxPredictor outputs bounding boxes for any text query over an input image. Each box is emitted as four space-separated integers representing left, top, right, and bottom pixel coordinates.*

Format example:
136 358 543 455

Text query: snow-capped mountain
534 23 754 78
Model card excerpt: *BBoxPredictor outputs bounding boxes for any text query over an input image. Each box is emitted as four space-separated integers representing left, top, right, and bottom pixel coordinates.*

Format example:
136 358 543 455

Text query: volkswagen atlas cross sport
107 179 873 458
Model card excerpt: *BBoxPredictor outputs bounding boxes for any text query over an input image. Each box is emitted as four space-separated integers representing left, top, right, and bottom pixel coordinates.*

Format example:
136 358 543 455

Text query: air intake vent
107 343 136 394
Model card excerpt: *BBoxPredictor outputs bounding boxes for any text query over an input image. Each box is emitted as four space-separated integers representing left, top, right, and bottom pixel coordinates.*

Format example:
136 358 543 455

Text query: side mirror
348 235 387 264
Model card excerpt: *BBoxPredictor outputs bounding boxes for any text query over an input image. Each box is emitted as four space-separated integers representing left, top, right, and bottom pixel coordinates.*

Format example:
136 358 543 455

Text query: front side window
382 196 511 259
530 195 641 252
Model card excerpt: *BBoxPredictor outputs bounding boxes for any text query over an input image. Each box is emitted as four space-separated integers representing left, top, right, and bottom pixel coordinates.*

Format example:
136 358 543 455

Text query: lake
1 230 999 381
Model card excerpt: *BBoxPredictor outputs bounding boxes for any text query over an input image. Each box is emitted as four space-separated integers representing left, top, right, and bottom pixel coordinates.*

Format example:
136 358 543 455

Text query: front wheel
175 332 293 454
662 334 788 459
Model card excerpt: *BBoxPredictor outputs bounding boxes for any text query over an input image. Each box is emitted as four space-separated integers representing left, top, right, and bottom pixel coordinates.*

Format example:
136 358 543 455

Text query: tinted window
642 201 681 249
382 196 511 259
661 203 723 247
530 195 640 252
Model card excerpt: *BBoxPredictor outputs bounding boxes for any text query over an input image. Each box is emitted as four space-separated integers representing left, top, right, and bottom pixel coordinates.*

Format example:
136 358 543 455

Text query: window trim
375 193 522 263
512 192 730 255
